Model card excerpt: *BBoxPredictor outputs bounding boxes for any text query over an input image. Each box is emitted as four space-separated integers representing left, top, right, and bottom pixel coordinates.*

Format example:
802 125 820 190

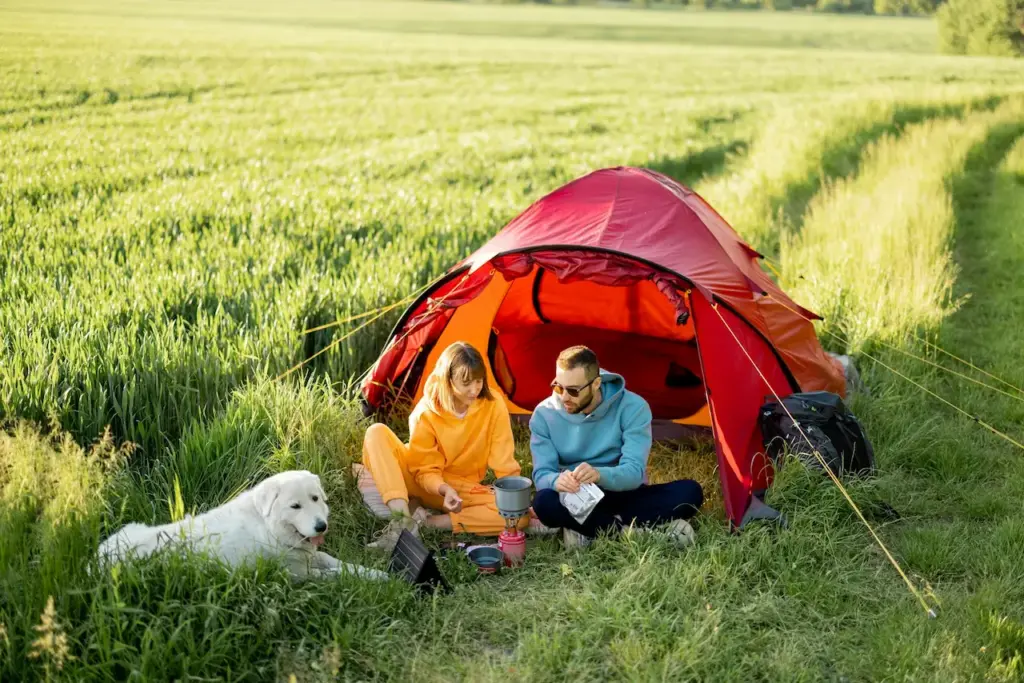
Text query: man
530 345 704 547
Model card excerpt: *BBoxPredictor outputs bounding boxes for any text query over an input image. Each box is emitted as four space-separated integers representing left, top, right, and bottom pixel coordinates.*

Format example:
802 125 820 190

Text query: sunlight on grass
782 98 1024 350
4 0 1024 679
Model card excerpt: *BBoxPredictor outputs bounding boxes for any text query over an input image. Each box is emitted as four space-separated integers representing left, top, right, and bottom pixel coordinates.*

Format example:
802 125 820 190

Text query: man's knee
668 479 704 515
532 488 563 525
685 479 704 509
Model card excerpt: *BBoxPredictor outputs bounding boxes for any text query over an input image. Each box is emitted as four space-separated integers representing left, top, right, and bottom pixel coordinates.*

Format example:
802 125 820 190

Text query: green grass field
4 0 1024 680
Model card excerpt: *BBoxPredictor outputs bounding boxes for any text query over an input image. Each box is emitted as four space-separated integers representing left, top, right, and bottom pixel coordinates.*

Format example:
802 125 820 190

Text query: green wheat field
3 0 1024 680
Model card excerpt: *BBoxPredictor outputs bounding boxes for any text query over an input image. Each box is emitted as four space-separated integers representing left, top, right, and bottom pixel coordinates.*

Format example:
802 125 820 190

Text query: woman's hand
554 470 580 494
440 484 463 513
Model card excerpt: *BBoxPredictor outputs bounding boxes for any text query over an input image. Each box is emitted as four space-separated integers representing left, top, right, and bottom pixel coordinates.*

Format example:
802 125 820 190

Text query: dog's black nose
314 520 327 534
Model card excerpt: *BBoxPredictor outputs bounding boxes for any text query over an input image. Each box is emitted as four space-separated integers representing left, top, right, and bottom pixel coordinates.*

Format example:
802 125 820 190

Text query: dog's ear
253 477 281 518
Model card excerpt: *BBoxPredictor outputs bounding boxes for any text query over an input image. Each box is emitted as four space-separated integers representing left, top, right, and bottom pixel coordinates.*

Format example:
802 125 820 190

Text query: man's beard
564 391 594 414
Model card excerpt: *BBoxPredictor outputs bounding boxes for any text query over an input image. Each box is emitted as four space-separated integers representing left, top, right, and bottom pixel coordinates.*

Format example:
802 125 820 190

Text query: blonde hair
423 342 493 415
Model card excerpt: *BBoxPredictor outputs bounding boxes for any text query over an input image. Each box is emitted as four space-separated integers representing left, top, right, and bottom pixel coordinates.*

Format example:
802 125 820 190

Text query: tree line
472 0 1024 57
476 0 941 15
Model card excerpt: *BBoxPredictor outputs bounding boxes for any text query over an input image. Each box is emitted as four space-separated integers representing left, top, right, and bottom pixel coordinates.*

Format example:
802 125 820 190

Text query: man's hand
554 470 580 494
440 485 463 513
573 462 600 485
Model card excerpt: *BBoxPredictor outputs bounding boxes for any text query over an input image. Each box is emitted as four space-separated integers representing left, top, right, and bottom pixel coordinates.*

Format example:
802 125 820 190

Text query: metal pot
493 475 533 518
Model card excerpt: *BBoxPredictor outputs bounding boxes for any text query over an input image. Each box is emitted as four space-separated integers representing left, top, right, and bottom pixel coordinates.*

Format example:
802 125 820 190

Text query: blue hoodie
530 370 652 492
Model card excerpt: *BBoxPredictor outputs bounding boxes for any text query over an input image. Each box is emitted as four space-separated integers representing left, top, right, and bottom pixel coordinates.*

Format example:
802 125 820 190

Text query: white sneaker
562 528 592 549
526 517 558 536
366 514 422 552
632 519 696 548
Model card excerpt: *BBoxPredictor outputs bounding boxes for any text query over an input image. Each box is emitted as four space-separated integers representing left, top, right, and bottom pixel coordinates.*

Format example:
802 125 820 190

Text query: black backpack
759 391 875 477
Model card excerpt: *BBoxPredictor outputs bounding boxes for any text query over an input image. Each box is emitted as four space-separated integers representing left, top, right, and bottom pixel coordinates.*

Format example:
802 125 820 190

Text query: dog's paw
328 563 390 582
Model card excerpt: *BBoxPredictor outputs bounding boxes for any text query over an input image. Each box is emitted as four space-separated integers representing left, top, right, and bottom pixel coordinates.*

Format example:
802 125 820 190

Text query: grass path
845 128 1024 681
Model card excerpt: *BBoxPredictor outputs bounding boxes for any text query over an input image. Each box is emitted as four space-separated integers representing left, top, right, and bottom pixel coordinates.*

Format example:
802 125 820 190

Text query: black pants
532 480 704 538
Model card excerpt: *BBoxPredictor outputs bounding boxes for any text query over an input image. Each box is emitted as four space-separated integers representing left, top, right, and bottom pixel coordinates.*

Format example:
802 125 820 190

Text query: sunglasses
550 376 597 398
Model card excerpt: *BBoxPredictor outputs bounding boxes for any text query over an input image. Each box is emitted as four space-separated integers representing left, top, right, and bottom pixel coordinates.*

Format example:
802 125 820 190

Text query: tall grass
781 98 1024 349
3 0 1024 680
695 88 1020 255
0 423 128 675
0 381 423 681
0 0 947 54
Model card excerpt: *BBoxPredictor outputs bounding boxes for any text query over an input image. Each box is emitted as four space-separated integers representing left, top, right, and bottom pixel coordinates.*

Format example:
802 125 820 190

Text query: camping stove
493 475 532 567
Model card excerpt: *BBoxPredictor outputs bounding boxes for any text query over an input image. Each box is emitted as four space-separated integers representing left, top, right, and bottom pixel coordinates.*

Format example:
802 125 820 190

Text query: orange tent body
362 167 846 526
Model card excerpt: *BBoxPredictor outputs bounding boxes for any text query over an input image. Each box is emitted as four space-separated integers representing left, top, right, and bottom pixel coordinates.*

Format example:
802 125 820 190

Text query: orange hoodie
405 388 520 497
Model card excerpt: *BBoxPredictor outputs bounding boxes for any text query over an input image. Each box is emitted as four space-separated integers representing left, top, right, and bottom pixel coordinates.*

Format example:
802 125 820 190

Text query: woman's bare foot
423 514 452 530
385 498 411 517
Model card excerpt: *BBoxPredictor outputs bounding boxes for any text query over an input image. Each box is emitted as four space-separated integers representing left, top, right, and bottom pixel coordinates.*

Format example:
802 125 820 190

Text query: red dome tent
362 167 846 527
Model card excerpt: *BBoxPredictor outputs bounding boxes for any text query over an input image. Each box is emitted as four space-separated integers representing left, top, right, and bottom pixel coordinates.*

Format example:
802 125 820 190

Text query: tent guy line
757 254 1024 400
764 292 1024 455
709 301 938 618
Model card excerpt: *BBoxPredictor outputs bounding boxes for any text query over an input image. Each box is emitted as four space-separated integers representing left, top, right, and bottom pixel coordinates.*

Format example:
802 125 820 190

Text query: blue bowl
467 546 502 573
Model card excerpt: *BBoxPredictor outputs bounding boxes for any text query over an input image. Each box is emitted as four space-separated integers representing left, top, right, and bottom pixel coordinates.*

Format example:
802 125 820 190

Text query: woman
361 341 526 550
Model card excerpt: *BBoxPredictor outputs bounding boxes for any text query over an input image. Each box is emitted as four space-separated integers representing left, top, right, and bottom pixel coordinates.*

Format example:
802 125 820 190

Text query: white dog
97 470 388 581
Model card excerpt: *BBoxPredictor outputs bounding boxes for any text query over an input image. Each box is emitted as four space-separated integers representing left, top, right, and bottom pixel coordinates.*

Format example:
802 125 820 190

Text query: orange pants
361 423 526 536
